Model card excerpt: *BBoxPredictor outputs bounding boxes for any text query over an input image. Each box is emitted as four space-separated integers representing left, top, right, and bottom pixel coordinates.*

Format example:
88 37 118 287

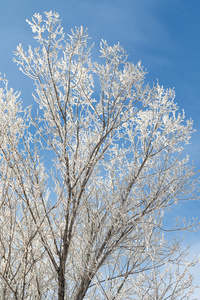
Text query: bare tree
0 11 199 299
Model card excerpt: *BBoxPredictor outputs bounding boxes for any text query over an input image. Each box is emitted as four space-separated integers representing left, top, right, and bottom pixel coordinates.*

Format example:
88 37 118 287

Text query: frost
0 11 199 299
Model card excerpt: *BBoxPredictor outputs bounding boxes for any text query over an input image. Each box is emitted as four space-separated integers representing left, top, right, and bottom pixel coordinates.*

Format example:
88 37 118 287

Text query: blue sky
1 0 200 294
1 0 200 153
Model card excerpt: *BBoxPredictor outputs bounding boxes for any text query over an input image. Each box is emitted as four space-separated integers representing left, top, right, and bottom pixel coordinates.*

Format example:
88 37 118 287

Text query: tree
0 11 199 299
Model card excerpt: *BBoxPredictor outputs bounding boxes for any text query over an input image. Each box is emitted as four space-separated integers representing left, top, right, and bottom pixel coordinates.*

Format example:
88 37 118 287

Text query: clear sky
1 0 200 158
0 0 200 295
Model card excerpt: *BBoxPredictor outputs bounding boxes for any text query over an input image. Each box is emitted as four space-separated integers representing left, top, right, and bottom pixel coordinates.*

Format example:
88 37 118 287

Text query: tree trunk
58 265 65 300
